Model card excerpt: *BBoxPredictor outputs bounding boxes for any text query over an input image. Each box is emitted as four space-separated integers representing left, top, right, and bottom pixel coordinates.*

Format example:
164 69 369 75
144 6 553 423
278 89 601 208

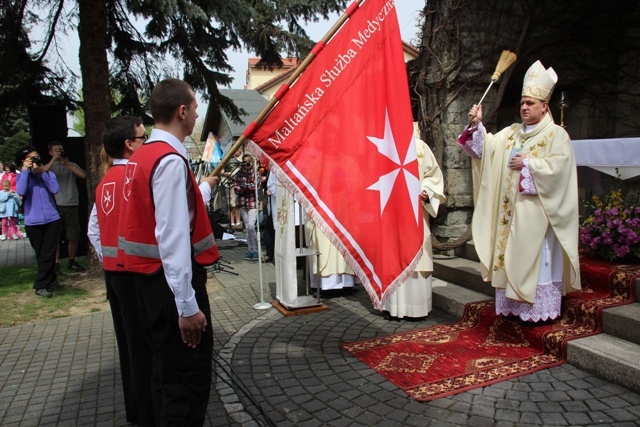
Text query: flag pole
252 155 271 310
209 0 365 177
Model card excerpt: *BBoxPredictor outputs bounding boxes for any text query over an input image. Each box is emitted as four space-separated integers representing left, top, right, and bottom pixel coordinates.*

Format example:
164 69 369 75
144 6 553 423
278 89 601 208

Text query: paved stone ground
0 235 639 426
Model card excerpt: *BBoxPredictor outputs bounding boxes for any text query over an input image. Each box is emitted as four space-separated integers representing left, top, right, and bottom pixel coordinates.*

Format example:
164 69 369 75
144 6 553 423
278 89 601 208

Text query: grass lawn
0 264 108 328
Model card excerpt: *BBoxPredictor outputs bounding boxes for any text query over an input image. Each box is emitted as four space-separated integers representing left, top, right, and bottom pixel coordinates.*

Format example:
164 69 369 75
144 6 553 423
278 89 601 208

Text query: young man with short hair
118 78 219 425
87 116 153 425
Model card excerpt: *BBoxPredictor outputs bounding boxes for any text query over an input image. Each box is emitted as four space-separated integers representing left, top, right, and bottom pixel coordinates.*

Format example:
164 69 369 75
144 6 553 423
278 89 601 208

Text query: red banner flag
244 0 423 309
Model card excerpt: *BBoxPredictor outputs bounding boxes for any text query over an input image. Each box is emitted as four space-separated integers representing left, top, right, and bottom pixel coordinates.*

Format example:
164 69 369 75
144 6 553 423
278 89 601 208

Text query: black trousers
264 211 275 260
105 270 154 425
25 220 61 290
134 263 213 427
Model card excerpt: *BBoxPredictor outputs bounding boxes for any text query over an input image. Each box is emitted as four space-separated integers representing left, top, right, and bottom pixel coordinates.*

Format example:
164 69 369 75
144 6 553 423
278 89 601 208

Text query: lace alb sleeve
457 123 484 158
519 158 538 194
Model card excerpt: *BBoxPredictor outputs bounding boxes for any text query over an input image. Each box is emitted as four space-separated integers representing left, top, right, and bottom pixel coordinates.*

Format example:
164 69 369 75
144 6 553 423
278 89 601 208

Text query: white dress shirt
148 129 213 317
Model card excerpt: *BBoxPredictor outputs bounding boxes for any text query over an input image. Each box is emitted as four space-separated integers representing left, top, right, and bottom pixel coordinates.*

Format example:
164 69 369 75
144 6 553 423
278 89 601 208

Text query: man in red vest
88 116 154 425
118 78 220 426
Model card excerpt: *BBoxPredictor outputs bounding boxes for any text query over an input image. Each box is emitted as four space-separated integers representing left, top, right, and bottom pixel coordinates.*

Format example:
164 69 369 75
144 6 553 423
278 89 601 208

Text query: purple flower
614 245 631 258
580 191 640 260
627 231 640 244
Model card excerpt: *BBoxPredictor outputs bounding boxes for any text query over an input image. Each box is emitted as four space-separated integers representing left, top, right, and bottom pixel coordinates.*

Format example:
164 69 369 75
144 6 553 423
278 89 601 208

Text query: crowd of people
0 161 23 240
1 56 581 424
0 161 23 241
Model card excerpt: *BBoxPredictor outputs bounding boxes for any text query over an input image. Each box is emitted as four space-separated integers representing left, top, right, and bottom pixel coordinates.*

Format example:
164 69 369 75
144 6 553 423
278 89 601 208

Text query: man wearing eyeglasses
87 116 153 425
118 78 220 426
44 141 87 273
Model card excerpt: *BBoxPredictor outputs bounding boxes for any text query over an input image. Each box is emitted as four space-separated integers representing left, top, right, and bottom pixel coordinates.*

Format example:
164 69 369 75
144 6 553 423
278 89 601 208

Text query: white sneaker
12 236 18 240
0 235 6 241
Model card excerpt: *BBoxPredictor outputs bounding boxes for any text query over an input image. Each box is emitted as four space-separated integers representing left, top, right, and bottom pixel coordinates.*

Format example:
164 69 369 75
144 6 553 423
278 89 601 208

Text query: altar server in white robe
383 124 446 319
458 60 581 322
305 219 358 290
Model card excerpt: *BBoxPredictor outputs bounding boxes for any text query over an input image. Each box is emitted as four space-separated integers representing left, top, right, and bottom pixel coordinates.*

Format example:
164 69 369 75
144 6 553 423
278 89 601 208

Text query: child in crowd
1 161 19 191
0 179 23 240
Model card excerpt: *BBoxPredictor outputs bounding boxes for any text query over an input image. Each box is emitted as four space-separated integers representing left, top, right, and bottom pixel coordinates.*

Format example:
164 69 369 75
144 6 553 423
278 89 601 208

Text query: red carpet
342 258 640 401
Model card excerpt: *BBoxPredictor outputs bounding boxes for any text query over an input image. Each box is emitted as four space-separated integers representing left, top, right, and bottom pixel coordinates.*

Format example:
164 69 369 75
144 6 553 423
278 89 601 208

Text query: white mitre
521 60 558 102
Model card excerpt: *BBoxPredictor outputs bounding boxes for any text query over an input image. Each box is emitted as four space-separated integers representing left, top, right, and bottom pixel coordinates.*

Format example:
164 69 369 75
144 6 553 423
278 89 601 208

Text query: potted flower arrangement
579 189 640 262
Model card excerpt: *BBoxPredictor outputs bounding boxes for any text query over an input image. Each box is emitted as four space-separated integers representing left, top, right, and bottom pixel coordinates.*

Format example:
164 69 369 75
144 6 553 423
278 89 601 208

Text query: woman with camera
16 146 61 298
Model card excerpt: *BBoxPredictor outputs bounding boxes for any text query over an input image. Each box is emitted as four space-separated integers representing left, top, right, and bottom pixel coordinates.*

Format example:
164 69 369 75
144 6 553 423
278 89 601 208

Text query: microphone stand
209 257 239 276
211 161 241 199
252 157 271 310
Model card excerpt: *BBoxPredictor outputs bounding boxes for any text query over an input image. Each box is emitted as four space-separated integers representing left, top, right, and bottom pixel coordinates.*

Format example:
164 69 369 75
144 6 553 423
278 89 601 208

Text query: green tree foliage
0 108 31 164
3 0 350 125
0 0 73 121
3 0 350 137
100 0 350 120
70 90 148 135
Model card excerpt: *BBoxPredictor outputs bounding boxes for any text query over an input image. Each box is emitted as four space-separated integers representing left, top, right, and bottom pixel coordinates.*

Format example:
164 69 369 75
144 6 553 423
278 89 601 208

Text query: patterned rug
342 258 640 401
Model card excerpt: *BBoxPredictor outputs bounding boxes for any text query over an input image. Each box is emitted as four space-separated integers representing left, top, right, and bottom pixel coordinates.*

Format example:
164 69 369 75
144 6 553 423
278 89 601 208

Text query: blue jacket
0 190 21 218
16 170 60 226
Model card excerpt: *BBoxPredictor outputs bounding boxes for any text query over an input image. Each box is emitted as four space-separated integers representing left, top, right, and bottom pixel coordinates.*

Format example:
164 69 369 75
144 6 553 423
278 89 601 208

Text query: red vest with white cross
118 141 219 274
96 164 126 272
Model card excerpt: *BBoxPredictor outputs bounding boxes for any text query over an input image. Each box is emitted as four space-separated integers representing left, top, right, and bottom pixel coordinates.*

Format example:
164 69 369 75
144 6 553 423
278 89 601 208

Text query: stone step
432 254 493 297
432 277 489 318
567 333 640 394
450 240 640 303
431 277 640 395
602 302 640 346
453 240 479 263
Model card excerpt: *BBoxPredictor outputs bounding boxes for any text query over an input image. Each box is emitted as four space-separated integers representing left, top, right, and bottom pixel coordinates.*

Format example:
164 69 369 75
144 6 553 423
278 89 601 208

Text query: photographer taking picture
44 141 87 273
16 146 61 298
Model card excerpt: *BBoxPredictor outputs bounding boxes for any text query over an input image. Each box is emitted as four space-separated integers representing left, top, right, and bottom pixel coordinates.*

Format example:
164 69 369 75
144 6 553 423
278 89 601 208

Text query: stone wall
431 93 479 246
415 1 640 251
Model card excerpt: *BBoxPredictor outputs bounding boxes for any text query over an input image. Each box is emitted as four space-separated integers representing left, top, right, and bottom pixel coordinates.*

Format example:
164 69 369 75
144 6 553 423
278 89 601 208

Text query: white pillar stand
274 181 321 310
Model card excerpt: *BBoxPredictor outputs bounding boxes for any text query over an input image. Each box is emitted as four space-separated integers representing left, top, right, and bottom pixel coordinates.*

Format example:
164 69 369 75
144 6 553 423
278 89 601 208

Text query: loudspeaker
27 104 68 146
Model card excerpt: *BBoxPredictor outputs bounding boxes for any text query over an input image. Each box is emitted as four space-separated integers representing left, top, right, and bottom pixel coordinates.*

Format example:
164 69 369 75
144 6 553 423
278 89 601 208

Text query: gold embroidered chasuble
471 113 581 303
